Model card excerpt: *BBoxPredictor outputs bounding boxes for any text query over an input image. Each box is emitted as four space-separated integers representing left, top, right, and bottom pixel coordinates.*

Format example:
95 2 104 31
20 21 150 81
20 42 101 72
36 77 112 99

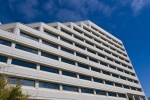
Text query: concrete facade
0 20 146 100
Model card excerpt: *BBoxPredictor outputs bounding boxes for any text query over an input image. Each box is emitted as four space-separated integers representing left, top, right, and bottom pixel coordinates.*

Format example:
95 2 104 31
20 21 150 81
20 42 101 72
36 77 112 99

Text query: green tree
0 74 30 100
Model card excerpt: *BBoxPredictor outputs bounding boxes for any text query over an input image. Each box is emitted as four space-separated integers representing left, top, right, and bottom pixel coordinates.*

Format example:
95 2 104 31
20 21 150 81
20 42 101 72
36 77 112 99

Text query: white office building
0 20 146 100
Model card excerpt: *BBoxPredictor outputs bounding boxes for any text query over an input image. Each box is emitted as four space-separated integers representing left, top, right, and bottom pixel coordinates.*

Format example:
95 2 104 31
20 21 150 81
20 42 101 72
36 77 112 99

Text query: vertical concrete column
39 24 44 33
13 26 20 35
125 94 129 100
132 95 135 100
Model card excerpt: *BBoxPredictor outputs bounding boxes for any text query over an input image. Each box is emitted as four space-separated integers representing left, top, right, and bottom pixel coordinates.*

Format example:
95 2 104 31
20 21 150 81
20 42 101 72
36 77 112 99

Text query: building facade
0 20 146 100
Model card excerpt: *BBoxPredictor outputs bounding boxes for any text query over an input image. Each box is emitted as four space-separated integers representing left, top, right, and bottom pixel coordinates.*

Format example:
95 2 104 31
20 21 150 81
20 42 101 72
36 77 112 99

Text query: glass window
86 41 94 46
124 71 130 74
74 35 84 41
118 68 124 72
137 88 142 92
115 83 122 88
61 38 73 45
98 53 105 58
100 62 108 66
39 82 59 90
118 93 126 98
74 28 82 34
108 92 117 97
8 77 35 87
61 28 72 36
87 49 96 55
61 47 74 54
81 88 94 94
112 74 119 78
93 78 103 83
109 65 116 70
102 71 110 75
61 58 75 65
105 81 113 86
91 67 100 73
78 63 89 69
12 59 36 69
44 30 58 38
15 44 38 54
0 56 7 63
63 85 78 92
120 76 126 80
0 39 11 46
89 57 98 63
123 85 129 89
40 65 59 74
107 57 113 62
41 52 58 60
76 53 87 59
96 90 106 95
42 40 58 49
20 31 39 42
79 75 91 81
75 43 85 50
62 70 77 78
127 78 133 82
131 87 136 90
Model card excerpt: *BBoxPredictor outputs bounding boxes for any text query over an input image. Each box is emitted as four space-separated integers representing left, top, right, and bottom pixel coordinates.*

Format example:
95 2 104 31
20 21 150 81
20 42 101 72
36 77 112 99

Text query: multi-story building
0 20 146 100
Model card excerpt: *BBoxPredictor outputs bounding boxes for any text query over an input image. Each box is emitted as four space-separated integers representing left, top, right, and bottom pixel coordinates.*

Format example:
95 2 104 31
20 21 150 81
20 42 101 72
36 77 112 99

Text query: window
87 49 96 55
131 87 136 90
100 62 108 67
112 74 119 78
61 28 72 36
74 28 82 34
61 58 75 65
78 63 89 69
75 43 85 50
44 30 58 38
107 57 113 62
39 82 59 90
40 65 59 74
134 80 138 84
0 56 7 63
74 35 84 41
79 75 91 81
120 76 126 80
42 40 58 49
61 38 73 45
81 88 94 94
8 77 35 87
118 68 123 72
118 93 126 98
115 61 120 65
109 65 116 70
108 92 117 97
96 46 103 51
91 67 100 73
124 71 130 74
0 39 11 46
61 47 74 54
62 70 77 78
76 53 87 59
115 83 122 88
137 88 142 92
15 44 38 54
41 52 58 60
102 71 110 75
12 59 36 69
63 85 78 92
96 90 106 95
89 57 98 63
123 85 129 89
105 81 113 86
84 34 92 39
86 41 94 46
20 31 39 42
93 78 103 83
98 53 105 58
127 78 133 82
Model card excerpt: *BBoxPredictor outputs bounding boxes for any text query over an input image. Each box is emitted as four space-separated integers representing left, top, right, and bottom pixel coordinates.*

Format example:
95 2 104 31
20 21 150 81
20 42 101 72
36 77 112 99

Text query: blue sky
0 0 150 98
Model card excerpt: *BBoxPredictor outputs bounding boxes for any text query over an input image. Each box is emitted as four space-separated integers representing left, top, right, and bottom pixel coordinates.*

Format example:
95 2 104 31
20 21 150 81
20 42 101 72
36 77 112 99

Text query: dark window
75 44 85 50
61 58 75 65
39 82 59 90
107 57 113 62
61 47 74 54
78 63 89 69
115 83 122 87
128 66 133 70
109 65 116 70
79 75 91 81
124 85 129 89
89 57 98 63
131 87 136 90
81 88 94 94
105 81 113 86
61 28 72 36
0 39 11 46
86 41 94 46
0 56 7 63
42 40 58 49
41 52 58 60
122 64 127 67
120 76 126 80
84 34 92 39
100 62 108 66
91 67 100 73
118 68 124 72
76 53 87 59
134 80 138 84
15 44 38 54
124 71 130 74
87 49 96 55
44 30 58 38
102 71 110 75
83 27 91 32
108 92 117 97
63 85 78 92
96 90 106 95
8 77 35 87
62 70 77 78
20 31 39 42
112 74 119 78
115 61 120 65
61 38 73 45
137 88 142 92
105 50 111 54
118 93 126 98
74 28 82 34
93 78 103 83
127 78 133 82
96 46 103 51
12 59 36 69
98 53 105 58
40 65 59 74
112 53 118 58
74 35 84 41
